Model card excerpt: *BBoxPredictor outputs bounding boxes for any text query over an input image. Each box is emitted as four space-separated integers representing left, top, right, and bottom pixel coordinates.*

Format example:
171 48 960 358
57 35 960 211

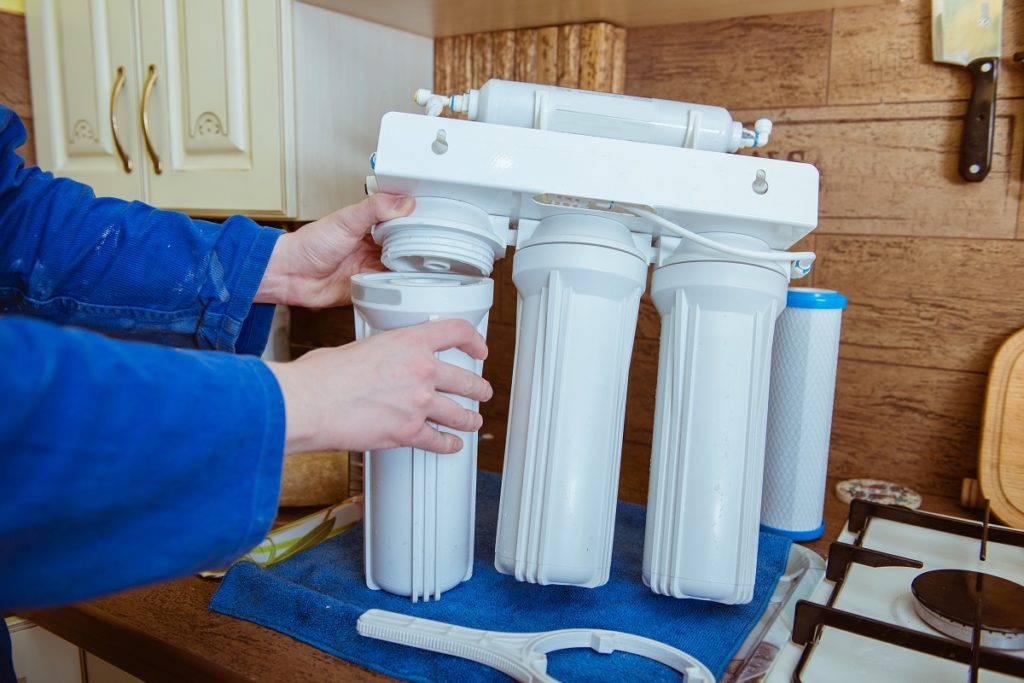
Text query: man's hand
266 319 492 455
255 194 414 308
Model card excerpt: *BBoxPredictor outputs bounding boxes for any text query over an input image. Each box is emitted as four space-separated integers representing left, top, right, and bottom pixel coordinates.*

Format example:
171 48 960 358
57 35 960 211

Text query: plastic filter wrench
356 609 716 683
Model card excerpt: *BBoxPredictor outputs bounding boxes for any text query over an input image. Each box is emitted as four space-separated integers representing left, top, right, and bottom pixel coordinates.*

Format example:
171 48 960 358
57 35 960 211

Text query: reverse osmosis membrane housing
362 79 820 603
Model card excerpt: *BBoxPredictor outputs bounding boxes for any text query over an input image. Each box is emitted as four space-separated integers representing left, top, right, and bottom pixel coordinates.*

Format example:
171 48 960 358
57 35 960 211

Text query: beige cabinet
25 0 141 201
135 0 290 214
8 618 81 682
25 0 433 219
7 617 142 683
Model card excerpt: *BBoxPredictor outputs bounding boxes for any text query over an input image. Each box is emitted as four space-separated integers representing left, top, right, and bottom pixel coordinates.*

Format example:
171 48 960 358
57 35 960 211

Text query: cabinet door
25 0 144 201
9 620 82 682
136 0 294 216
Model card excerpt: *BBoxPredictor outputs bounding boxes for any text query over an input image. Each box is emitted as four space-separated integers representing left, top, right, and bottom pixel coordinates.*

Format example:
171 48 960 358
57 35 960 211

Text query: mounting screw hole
752 169 769 195
432 129 449 155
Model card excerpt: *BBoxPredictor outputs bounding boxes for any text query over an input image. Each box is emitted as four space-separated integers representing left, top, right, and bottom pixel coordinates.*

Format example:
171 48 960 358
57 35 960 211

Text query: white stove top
755 502 1024 683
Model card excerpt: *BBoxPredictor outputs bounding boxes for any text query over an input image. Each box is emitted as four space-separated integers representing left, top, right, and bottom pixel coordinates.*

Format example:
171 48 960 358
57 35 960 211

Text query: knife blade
932 0 1003 182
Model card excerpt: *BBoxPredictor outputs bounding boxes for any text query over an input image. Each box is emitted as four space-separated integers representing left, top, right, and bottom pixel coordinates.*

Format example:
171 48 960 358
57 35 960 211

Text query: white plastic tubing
624 205 815 278
353 272 493 602
495 214 648 587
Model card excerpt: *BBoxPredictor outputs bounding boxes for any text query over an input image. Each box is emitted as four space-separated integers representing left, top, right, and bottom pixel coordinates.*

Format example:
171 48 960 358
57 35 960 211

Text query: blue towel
211 470 791 681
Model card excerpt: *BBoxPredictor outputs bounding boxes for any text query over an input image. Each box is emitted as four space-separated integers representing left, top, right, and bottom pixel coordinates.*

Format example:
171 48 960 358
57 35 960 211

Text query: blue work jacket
0 103 288 627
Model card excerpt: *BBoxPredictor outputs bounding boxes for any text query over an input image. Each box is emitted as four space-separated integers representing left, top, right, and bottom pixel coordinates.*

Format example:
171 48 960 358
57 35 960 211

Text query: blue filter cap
787 287 847 310
760 521 826 542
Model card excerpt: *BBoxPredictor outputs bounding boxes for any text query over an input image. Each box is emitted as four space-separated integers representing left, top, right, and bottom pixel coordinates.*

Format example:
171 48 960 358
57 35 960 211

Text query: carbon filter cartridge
761 288 847 541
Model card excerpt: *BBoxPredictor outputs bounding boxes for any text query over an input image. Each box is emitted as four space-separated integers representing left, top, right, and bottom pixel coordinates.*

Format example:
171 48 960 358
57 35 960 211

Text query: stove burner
911 569 1024 651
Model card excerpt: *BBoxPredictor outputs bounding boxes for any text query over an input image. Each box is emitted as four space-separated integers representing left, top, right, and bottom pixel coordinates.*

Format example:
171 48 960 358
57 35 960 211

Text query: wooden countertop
24 476 970 682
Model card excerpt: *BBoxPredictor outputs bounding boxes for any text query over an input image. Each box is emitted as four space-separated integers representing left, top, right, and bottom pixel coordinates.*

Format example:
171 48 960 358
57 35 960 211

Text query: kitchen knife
932 0 1003 182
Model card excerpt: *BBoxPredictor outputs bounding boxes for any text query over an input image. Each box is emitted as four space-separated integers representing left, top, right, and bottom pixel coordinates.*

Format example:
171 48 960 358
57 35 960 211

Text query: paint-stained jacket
0 104 287 622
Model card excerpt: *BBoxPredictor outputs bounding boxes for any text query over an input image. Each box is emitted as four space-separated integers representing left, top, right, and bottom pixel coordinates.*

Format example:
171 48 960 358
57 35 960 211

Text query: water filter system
359 79 821 604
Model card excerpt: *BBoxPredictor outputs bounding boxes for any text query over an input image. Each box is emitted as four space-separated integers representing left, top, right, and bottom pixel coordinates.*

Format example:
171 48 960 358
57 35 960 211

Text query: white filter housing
761 288 846 541
442 79 753 153
353 272 493 601
495 214 648 587
643 237 788 604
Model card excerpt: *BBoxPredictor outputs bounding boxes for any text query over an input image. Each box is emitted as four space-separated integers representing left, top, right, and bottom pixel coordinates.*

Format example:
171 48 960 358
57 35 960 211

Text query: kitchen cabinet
24 0 140 201
8 617 81 682
25 0 432 219
83 652 144 682
7 617 141 683
134 0 290 215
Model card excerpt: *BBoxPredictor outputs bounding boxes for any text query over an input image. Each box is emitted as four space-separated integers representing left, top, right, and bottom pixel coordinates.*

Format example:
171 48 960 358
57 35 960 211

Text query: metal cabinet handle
109 66 132 173
140 64 163 175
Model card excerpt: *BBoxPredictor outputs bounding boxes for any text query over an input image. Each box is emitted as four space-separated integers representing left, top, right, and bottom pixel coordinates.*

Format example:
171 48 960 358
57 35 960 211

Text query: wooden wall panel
829 359 986 497
0 11 34 164
477 319 514 476
1020 189 1024 240
536 26 559 85
625 11 832 109
492 30 516 81
434 21 627 98
0 11 29 117
579 23 613 91
514 29 538 82
622 3 1024 507
433 35 452 95
828 0 1024 105
288 305 356 360
736 99 1024 238
471 32 493 89
557 25 580 88
619 441 652 504
814 235 1024 373
450 34 473 93
478 320 514 426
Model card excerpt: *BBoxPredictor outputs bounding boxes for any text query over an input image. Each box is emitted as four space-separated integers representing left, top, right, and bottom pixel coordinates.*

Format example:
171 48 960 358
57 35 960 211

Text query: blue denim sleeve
0 104 283 355
0 315 285 612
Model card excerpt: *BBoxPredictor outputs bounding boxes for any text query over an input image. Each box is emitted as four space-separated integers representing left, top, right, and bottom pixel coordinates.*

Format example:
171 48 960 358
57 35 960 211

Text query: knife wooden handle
959 57 999 182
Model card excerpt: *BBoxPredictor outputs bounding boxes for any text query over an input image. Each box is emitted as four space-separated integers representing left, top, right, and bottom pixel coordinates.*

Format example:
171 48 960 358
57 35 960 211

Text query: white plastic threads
372 197 506 277
495 214 648 588
352 272 493 601
761 288 847 541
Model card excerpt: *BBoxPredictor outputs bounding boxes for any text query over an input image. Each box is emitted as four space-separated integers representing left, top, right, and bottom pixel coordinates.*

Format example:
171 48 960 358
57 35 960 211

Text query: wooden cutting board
974 328 1024 528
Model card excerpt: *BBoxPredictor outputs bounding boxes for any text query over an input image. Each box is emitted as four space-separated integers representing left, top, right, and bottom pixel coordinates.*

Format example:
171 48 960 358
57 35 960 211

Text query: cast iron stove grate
789 499 1024 683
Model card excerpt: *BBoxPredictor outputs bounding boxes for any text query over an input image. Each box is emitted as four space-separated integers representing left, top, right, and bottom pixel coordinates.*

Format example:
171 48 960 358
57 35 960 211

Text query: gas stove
736 500 1024 682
